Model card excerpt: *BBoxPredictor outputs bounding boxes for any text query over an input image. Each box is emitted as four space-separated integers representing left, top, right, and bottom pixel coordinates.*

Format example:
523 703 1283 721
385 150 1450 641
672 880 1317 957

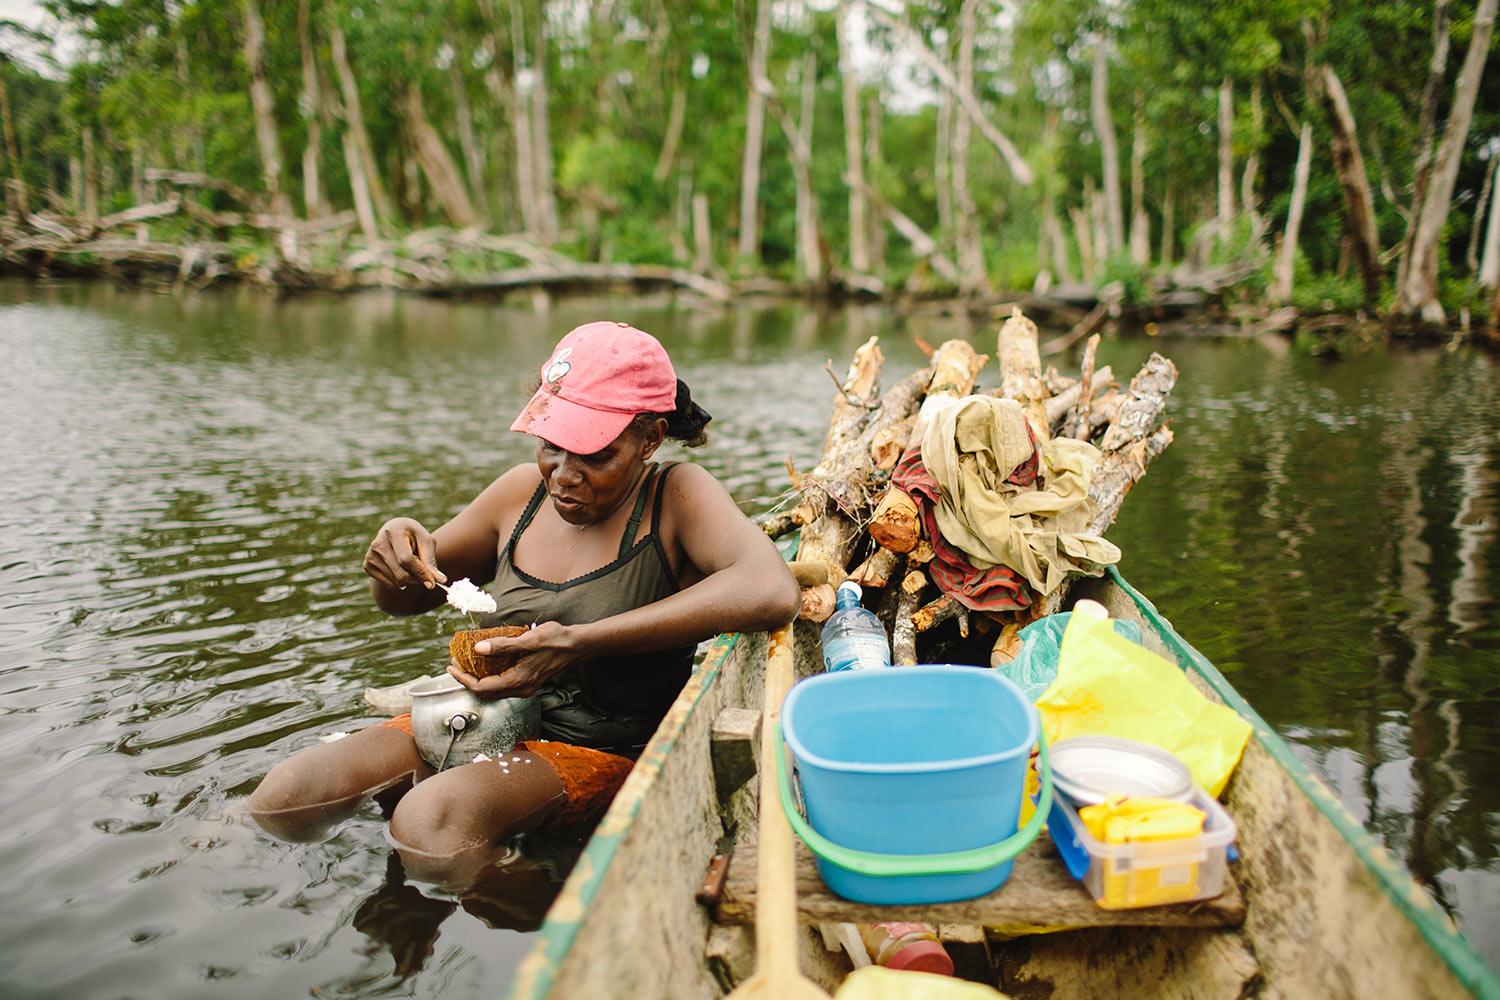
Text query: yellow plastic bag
1034 600 1251 797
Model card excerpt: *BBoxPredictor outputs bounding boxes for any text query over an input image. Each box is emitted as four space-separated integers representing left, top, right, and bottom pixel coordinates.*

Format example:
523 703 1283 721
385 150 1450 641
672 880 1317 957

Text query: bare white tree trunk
331 24 393 230
507 0 539 236
1241 79 1263 240
400 83 479 227
242 0 289 217
837 2 869 273
1479 156 1500 287
953 0 985 293
935 91 953 238
1159 179 1173 268
531 10 558 241
448 34 491 222
1217 77 1235 224
297 0 325 219
737 0 773 265
693 191 712 274
653 83 687 183
81 126 98 221
1128 91 1149 266
793 52 822 284
1398 0 1454 293
1093 38 1124 255
1399 0 1498 322
865 95 886 273
1271 121 1313 304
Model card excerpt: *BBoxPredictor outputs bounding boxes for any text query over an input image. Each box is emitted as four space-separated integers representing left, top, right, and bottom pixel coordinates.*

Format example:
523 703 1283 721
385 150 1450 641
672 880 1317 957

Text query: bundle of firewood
766 306 1176 668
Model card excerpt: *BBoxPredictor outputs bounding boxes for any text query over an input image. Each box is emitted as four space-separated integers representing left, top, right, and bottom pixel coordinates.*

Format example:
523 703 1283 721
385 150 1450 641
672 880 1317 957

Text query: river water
0 279 1496 997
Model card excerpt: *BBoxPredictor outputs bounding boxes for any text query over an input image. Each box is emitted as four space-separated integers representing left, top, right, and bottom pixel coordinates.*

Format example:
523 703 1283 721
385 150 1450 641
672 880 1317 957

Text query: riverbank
2 203 1489 353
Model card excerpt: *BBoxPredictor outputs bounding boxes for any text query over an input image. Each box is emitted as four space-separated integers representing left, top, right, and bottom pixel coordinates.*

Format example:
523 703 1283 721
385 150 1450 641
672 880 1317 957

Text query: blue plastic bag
998 610 1141 701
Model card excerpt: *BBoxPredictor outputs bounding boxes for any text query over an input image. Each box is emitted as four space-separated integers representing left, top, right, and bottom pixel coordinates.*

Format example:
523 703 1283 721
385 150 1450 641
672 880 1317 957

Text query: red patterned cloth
891 439 1037 612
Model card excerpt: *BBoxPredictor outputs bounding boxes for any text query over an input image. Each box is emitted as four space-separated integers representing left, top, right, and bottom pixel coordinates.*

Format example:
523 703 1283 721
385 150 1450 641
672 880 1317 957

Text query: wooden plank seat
715 837 1246 929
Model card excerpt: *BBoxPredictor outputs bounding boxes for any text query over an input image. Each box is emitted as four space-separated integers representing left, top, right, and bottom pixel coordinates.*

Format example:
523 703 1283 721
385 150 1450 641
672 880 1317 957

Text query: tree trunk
1480 156 1500 288
1159 178 1173 268
737 0 773 266
837 1 869 274
1398 0 1498 323
448 35 491 223
1093 38 1123 255
1241 79 1263 240
1397 0 1454 294
400 83 479 227
530 12 558 242
1318 65 1383 305
693 191 712 274
791 52 822 284
855 0 1033 185
1216 77 1234 224
82 126 98 221
935 92 954 238
866 95 886 273
241 0 289 218
1128 90 1148 266
0 64 28 216
1271 121 1313 304
297 0 325 219
506 0 540 236
953 0 985 294
330 24 394 229
1069 202 1096 286
653 83 687 183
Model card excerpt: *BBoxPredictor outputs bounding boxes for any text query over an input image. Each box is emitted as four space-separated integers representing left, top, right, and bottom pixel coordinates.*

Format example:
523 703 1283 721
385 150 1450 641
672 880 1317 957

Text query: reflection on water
0 279 1497 995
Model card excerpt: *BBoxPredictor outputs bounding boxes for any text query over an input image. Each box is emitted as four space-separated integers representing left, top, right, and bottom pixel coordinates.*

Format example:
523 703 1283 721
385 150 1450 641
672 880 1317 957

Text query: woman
248 321 800 882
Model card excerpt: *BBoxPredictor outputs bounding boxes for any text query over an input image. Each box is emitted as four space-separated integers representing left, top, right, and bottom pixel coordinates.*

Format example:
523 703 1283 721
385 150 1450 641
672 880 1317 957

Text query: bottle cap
836 581 863 603
883 939 953 975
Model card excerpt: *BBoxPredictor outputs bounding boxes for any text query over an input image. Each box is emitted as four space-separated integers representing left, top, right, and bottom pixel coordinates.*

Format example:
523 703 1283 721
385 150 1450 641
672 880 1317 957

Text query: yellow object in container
1078 795 1207 907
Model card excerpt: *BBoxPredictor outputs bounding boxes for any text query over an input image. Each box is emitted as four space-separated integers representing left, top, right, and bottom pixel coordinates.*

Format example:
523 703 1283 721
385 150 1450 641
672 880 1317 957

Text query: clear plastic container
857 922 953 975
819 582 891 672
1048 784 1237 909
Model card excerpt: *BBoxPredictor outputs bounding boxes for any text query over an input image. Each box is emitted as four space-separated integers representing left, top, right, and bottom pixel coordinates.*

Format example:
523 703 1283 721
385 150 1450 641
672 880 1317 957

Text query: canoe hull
506 572 1498 999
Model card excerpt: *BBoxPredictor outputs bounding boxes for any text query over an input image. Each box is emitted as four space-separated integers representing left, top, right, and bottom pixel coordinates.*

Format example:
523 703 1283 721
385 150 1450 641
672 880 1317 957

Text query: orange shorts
380 715 634 827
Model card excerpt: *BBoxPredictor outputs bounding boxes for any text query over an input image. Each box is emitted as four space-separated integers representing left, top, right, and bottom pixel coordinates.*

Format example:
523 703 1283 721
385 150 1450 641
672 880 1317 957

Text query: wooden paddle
724 623 833 1000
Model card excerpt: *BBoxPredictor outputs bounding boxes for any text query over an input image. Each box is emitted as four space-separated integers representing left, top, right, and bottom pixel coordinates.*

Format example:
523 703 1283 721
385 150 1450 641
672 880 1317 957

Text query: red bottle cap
883 939 954 976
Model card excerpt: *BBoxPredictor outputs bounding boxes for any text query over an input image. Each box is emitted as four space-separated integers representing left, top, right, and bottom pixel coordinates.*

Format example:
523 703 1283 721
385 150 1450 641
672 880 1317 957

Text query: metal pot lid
1049 735 1194 804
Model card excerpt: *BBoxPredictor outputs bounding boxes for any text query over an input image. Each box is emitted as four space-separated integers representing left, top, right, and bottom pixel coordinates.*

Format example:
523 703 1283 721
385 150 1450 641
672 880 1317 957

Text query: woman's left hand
446 621 575 699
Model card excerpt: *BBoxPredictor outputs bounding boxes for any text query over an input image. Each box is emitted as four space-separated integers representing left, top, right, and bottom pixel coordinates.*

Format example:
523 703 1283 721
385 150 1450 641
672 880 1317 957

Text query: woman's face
534 420 665 525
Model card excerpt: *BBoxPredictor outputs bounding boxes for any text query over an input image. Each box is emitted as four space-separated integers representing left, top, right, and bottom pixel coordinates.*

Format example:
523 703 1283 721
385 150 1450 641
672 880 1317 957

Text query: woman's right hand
363 517 449 593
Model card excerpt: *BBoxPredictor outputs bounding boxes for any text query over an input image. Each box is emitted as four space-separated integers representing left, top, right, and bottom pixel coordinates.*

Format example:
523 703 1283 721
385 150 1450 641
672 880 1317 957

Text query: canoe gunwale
1104 565 1500 1000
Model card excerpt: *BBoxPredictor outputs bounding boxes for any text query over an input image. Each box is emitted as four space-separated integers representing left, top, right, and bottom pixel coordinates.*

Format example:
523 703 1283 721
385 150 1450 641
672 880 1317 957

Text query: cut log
849 547 901 590
989 622 1025 666
1061 334 1103 440
996 306 1050 441
891 569 928 665
1042 364 1114 426
800 583 837 623
867 486 921 554
1099 352 1177 452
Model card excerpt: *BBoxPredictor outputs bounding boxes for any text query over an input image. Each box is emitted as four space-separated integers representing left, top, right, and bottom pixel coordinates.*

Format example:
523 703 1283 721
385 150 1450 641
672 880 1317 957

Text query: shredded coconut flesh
445 578 497 615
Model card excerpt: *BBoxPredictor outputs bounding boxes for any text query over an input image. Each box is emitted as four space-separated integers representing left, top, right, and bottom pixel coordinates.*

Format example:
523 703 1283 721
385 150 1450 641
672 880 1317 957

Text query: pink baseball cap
510 321 678 453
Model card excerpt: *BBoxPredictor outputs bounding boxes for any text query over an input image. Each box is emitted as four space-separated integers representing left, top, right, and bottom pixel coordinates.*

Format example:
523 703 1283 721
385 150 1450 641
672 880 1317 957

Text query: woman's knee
247 726 425 821
390 757 566 860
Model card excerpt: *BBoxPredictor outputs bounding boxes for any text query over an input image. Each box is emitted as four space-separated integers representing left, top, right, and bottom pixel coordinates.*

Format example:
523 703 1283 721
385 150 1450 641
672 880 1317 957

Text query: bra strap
617 463 659 557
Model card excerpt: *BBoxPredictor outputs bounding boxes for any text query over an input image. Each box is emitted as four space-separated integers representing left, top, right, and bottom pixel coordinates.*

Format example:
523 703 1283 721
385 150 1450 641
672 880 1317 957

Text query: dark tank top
479 462 695 756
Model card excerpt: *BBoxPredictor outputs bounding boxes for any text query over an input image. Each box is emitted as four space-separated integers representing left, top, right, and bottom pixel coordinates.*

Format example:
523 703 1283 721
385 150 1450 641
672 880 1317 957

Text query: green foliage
1100 250 1149 305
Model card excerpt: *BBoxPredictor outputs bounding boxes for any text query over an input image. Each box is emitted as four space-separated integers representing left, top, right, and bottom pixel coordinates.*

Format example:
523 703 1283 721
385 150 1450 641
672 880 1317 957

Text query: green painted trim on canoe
502 628 744 1000
1107 564 1500 999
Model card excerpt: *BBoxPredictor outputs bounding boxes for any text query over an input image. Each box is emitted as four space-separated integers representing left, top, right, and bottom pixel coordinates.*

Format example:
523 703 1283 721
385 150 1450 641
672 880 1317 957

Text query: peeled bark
1093 39 1123 255
737 0 773 265
241 0 288 218
400 84 479 228
1398 0 1498 323
1271 122 1313 304
1318 65 1383 305
837 2 870 274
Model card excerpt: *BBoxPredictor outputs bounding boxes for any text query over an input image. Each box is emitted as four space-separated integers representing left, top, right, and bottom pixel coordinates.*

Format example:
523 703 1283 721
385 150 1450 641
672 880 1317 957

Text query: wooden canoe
504 567 1500 999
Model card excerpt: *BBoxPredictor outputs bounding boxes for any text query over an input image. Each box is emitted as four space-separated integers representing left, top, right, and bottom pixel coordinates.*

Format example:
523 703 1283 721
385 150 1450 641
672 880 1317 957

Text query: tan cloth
922 396 1121 597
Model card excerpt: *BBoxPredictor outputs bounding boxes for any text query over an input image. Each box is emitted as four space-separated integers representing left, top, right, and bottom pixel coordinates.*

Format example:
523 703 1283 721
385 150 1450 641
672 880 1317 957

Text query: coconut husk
449 625 530 679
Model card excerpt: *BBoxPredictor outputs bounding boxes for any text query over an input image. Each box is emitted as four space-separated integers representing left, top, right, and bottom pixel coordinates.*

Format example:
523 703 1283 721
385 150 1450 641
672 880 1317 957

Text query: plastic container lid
1049 735 1193 804
883 939 954 975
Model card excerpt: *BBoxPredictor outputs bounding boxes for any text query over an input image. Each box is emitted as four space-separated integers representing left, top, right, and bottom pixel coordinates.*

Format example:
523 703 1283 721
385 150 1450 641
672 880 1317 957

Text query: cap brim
511 388 635 454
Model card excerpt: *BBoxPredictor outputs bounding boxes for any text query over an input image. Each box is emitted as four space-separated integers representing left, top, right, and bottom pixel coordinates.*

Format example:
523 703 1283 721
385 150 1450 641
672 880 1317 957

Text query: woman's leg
248 724 431 842
390 749 568 888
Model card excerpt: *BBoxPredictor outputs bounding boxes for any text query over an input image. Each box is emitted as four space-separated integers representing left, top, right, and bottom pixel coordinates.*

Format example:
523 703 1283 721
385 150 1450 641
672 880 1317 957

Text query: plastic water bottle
820 582 891 672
